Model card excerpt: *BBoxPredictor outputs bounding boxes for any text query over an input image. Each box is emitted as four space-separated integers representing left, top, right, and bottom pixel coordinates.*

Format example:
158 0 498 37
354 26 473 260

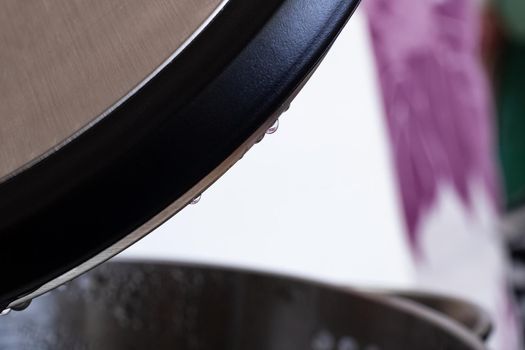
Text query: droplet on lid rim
11 299 31 311
255 133 265 144
190 195 202 205
266 119 279 135
0 308 11 316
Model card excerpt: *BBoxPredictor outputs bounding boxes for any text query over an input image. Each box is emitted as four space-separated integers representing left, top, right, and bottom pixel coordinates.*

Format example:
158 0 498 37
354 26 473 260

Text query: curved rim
1 0 361 309
7 108 286 310
382 296 488 349
89 259 490 350
386 291 493 341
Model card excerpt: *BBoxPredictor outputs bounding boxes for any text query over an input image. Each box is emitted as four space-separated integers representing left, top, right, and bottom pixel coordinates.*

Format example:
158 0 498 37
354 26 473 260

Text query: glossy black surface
0 262 487 350
0 0 359 308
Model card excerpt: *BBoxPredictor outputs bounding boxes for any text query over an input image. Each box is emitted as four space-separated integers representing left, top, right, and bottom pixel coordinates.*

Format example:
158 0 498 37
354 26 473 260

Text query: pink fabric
364 0 498 245
365 2 521 349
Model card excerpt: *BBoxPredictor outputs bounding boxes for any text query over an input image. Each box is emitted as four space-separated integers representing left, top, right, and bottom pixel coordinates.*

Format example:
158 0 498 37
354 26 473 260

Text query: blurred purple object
365 0 498 245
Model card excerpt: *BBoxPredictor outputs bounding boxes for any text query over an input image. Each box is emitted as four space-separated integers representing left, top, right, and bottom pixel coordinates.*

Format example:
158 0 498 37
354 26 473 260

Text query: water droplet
338 337 358 350
190 195 202 205
266 119 279 135
312 330 334 350
11 300 31 311
1 308 11 316
255 133 265 144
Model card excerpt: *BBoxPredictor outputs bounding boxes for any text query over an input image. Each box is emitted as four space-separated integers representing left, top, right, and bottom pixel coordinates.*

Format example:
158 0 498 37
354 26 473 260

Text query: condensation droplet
312 330 335 350
11 299 31 311
266 119 279 135
255 133 265 144
190 195 202 205
338 337 358 350
0 308 11 316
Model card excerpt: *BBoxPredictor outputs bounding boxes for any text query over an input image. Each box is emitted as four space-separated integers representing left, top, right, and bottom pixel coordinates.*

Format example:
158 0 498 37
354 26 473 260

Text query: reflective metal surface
387 292 493 342
0 262 487 350
0 0 224 182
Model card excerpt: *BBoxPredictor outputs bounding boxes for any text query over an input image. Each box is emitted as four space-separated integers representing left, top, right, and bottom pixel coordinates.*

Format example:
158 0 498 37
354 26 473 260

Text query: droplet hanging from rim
266 119 279 135
190 195 202 205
